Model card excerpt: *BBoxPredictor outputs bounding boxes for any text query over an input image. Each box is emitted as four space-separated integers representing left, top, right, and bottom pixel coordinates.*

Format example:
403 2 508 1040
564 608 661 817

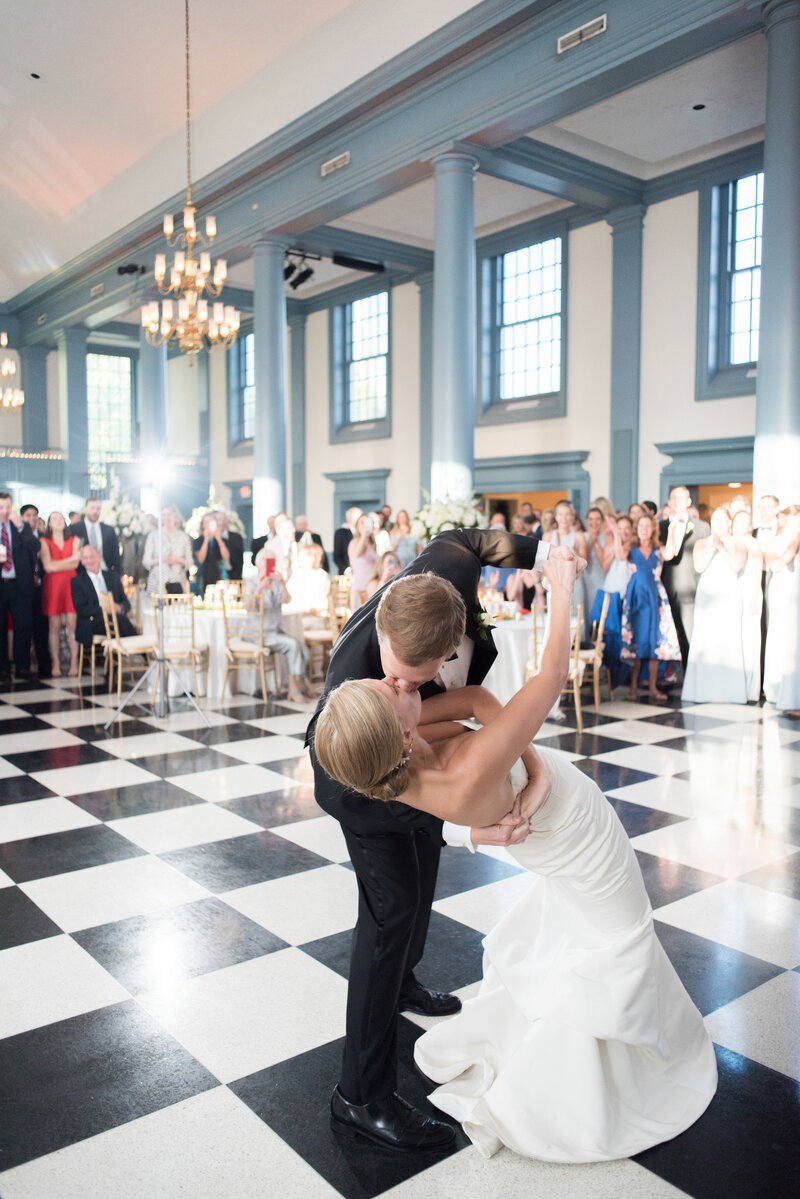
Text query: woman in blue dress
621 515 680 701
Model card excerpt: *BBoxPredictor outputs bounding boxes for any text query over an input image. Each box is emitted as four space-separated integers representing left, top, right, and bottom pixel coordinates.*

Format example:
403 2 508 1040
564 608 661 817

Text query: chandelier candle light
141 0 240 356
0 333 25 410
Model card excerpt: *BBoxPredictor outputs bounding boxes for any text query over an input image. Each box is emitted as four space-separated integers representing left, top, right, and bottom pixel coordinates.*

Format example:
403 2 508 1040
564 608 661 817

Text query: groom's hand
469 809 530 848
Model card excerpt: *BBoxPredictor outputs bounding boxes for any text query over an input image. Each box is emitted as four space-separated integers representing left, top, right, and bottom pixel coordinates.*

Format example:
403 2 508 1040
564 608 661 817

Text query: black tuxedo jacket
308 527 541 837
68 520 121 573
658 518 710 603
2 521 39 595
70 567 130 645
332 526 353 575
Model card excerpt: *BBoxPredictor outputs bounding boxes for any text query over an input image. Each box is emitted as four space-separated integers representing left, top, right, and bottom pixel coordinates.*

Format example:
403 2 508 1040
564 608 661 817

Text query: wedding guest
753 494 781 696
287 543 331 621
660 485 711 668
590 495 615 521
583 506 613 631
68 510 80 525
505 567 539 611
540 508 555 536
250 514 277 565
621 514 680 701
489 512 507 530
604 515 633 598
641 500 658 517
254 566 312 704
69 497 120 572
682 507 748 704
71 544 135 647
333 507 362 575
193 510 243 593
389 509 423 567
39 512 81 677
261 513 299 578
293 515 329 573
0 492 40 682
142 505 192 595
763 506 800 717
348 513 379 609
732 507 763 702
628 502 644 525
365 551 402 600
380 504 394 532
545 500 588 619
20 502 51 678
373 511 392 557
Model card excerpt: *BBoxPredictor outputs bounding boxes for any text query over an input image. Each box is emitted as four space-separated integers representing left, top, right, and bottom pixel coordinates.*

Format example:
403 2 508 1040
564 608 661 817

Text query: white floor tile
0 687 76 704
213 734 308 764
244 713 311 734
700 720 800 747
30 760 159 797
631 816 797 878
139 710 237 731
171 763 298 802
99 731 201 759
0 936 129 1038
138 948 347 1083
0 797 99 844
38 707 134 729
656 880 800 969
606 776 731 819
704 970 800 1082
21 855 210 932
0 757 23 779
0 728 87 755
0 704 39 720
585 700 674 720
270 815 349 862
591 720 691 745
593 743 692 776
433 872 534 935
0 866 14 887
0 1087 340 1199
107 803 264 854
680 703 765 722
222 864 357 944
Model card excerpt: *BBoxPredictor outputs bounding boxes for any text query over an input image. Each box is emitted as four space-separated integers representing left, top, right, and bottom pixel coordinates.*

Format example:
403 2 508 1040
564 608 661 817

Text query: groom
308 526 581 1150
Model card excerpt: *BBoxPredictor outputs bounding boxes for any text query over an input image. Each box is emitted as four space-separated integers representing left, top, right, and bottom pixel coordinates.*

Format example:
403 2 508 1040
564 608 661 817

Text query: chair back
591 591 611 649
99 589 120 640
152 593 196 649
223 589 263 645
332 574 352 631
570 604 583 668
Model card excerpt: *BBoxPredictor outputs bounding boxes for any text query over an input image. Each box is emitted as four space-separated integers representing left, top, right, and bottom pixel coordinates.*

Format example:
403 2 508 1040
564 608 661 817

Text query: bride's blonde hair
314 680 411 801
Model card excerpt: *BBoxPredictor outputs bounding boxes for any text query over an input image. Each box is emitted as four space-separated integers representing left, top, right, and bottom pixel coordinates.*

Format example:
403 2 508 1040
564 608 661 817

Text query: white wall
639 192 756 497
166 356 201 457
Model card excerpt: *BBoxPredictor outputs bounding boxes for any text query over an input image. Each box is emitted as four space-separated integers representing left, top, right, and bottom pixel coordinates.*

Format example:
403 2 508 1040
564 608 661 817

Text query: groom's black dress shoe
330 1087 455 1150
399 981 462 1017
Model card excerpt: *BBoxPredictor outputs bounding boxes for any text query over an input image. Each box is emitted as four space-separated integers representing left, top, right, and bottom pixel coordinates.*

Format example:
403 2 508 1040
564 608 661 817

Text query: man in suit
659 485 711 668
71 544 135 647
754 494 781 695
294 514 330 573
20 502 52 678
308 526 582 1149
332 507 361 575
69 497 121 573
250 514 277 566
0 491 40 681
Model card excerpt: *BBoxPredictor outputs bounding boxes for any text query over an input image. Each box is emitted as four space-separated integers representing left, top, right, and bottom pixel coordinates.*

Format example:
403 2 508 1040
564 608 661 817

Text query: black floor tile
607 797 686 838
179 722 278 746
653 922 784 1016
2 742 115 772
0 775 59 806
73 898 288 993
130 746 235 776
219 784 322 827
416 910 487 995
738 852 800 900
0 888 62 949
69 778 205 821
74 718 158 742
634 1044 800 1199
0 824 146 883
547 708 618 730
535 731 640 756
433 843 523 901
214 700 293 721
635 850 725 910
11 697 102 715
0 716 54 734
263 755 315 785
0 1000 218 1171
159 829 330 891
571 758 656 792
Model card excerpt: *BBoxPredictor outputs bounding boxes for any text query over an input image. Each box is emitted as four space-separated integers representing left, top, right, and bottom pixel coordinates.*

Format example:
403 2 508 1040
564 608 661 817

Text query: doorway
479 489 568 524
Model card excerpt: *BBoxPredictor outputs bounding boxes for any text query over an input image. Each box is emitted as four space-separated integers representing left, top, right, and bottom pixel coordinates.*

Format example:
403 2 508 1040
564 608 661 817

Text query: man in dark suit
659 485 710 667
71 544 135 647
69 497 121 573
294 514 329 573
20 502 52 678
332 506 361 575
308 526 580 1149
0 491 39 680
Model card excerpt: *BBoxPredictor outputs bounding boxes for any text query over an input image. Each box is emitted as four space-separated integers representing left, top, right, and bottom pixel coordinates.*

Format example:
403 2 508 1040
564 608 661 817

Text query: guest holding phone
193 510 243 594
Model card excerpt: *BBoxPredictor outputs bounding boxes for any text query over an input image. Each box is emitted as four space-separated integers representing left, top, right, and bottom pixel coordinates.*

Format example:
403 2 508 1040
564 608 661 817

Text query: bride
314 554 717 1163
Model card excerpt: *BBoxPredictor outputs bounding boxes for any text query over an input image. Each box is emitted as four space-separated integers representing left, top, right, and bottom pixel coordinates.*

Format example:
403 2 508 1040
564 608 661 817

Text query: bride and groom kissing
307 527 716 1162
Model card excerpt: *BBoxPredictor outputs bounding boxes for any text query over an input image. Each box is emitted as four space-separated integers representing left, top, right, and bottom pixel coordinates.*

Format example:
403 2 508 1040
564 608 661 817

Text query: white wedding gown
415 748 717 1163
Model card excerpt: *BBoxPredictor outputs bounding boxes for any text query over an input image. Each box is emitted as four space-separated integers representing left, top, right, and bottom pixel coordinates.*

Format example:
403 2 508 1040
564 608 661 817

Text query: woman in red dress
40 512 81 676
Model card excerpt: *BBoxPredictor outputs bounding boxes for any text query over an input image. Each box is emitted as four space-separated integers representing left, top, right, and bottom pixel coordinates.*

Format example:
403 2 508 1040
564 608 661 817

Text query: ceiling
0 5 766 313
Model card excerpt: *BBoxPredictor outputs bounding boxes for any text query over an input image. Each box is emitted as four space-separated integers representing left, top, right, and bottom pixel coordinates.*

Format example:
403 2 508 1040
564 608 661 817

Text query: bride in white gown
314 554 717 1163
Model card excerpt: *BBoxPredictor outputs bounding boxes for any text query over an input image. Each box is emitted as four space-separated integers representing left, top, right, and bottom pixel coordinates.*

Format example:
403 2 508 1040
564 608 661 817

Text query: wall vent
321 151 351 178
557 14 607 54
90 283 105 298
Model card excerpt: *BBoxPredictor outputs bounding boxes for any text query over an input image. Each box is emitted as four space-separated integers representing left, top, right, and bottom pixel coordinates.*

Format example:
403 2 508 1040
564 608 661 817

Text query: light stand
104 483 210 730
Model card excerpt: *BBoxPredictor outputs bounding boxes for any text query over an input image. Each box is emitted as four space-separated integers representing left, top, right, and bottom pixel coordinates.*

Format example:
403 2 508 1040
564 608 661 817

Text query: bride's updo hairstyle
314 680 411 802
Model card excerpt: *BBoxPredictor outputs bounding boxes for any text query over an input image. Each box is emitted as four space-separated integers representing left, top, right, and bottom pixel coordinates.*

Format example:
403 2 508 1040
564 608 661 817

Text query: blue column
19 344 49 450
56 327 89 499
288 312 307 516
431 151 477 501
252 236 288 526
416 272 434 503
753 0 800 503
607 204 646 510
138 330 168 463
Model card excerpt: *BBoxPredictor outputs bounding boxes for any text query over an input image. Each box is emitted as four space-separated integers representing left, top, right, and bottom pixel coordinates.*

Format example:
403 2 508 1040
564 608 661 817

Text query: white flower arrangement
185 485 245 539
99 473 148 539
411 493 487 543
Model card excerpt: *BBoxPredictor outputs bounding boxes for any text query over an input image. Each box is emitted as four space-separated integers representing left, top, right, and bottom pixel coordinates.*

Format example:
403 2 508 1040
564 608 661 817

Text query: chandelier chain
185 0 192 204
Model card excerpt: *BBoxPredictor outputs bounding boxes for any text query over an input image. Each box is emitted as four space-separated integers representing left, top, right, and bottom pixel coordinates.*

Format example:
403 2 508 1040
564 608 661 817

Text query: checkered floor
0 676 799 1199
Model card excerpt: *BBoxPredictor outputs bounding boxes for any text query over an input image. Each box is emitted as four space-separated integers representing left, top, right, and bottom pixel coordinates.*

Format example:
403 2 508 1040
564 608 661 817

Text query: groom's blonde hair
314 680 410 802
375 573 465 666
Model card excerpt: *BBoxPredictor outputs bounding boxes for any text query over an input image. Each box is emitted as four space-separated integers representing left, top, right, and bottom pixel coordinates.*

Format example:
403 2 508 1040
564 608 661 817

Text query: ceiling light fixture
289 260 314 290
141 0 239 356
0 333 25 410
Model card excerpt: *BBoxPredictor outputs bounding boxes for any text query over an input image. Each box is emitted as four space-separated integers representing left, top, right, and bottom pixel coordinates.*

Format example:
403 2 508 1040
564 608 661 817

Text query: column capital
55 326 88 350
253 235 290 257
414 270 434 295
431 149 478 175
606 204 647 235
763 0 800 34
287 311 307 331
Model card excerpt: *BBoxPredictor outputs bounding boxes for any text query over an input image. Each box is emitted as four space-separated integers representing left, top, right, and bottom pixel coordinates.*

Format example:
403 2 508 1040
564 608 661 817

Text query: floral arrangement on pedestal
99 473 148 539
411 493 487 543
185 485 245 539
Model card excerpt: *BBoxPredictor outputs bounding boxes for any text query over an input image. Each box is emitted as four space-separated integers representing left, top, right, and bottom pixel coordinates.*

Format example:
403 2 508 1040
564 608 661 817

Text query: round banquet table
482 609 576 709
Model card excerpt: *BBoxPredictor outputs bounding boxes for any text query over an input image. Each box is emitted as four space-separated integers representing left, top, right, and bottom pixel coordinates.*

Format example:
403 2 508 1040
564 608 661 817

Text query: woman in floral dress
621 515 680 701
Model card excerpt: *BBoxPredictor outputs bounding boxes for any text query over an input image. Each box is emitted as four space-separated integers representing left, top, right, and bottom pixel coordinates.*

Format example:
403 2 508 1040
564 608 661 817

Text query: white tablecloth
482 617 537 706
142 607 306 698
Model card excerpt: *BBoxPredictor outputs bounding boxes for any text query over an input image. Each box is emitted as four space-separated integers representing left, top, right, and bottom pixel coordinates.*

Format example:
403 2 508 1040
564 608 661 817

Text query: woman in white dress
603 515 633 598
583 506 613 633
544 500 588 624
731 508 763 702
314 555 716 1163
763 505 800 717
681 505 749 704
141 505 192 594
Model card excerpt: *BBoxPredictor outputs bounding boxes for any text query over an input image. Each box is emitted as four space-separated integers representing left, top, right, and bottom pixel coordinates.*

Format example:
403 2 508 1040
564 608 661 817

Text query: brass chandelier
0 333 25 410
141 0 240 356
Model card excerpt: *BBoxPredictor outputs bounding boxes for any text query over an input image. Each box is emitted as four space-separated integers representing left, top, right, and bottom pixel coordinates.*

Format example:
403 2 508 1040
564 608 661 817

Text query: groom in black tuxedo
659 485 710 668
308 526 578 1150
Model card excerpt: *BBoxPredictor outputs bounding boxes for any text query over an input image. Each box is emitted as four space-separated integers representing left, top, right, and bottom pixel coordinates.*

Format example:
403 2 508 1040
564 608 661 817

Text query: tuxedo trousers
0 579 33 672
340 823 441 1104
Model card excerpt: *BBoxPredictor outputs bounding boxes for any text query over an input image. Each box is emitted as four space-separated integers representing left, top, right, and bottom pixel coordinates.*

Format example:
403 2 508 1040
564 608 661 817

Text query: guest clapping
142 506 192 594
39 512 81 677
584 507 613 630
763 506 800 717
621 515 680 701
604 515 633 598
389 509 422 567
348 513 378 609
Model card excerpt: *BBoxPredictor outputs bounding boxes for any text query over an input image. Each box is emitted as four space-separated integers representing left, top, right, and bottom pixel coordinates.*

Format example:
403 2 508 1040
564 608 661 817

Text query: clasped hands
469 751 552 848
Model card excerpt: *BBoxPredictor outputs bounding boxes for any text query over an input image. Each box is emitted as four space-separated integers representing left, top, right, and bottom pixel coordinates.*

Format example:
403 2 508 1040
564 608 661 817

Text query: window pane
86 354 133 490
498 236 562 399
344 292 389 423
727 171 763 366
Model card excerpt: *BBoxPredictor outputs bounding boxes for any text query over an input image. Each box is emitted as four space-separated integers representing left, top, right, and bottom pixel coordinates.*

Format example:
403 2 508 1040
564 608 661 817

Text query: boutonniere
473 611 495 641
686 521 694 537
